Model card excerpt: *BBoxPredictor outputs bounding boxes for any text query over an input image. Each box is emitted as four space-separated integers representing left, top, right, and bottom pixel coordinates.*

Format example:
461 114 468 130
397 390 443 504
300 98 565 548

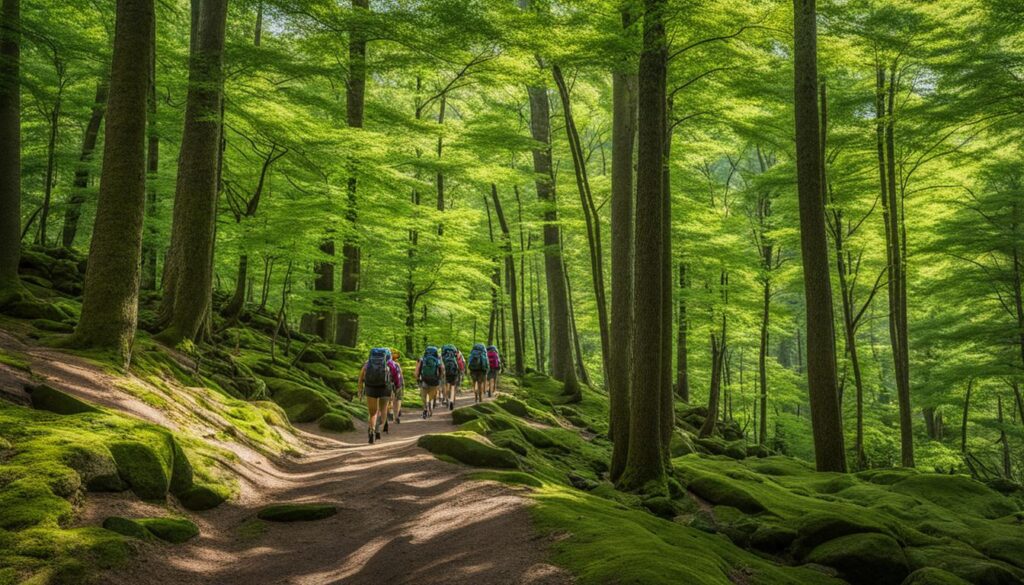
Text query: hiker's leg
367 397 379 429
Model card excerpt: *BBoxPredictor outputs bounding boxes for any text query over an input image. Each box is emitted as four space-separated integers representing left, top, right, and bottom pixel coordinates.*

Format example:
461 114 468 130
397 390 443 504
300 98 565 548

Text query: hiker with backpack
486 345 502 398
467 342 490 403
441 344 465 411
389 351 405 427
358 347 401 445
415 346 446 419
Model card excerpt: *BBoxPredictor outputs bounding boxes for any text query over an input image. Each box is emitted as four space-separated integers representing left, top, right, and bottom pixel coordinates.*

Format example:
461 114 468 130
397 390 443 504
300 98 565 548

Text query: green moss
108 440 171 501
31 319 73 333
805 533 909 585
905 544 1022 585
136 518 199 543
418 432 519 469
684 471 765 514
257 503 337 522
891 475 1019 520
25 384 98 415
318 412 354 433
470 470 544 488
902 568 971 585
101 517 150 540
977 537 1024 569
264 378 331 423
0 348 31 371
793 512 890 556
177 485 227 511
62 444 124 492
0 478 73 530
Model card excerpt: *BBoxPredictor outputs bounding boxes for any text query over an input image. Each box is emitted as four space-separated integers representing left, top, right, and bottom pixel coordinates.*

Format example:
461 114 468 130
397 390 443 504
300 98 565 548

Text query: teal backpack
421 346 441 385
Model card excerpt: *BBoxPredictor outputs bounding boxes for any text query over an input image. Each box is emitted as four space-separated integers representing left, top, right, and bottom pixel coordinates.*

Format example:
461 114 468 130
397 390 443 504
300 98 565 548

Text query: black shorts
445 372 460 384
487 370 498 380
364 385 390 399
470 370 486 383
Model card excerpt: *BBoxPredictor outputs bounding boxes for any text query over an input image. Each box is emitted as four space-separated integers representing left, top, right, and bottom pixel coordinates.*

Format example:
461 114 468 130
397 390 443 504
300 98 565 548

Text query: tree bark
675 263 689 402
491 185 525 374
618 0 667 492
334 0 368 347
38 62 65 247
0 0 22 298
141 32 158 290
72 0 153 363
157 0 228 343
609 27 637 480
526 80 576 392
960 379 972 454
62 79 108 249
793 0 846 472
552 64 610 383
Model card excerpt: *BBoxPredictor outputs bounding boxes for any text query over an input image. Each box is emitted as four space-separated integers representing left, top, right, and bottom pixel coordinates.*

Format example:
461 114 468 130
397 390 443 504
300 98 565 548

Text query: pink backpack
487 347 501 370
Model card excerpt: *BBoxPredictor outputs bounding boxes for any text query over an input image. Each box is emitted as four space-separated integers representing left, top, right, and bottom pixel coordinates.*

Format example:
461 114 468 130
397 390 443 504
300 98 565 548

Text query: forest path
96 389 573 585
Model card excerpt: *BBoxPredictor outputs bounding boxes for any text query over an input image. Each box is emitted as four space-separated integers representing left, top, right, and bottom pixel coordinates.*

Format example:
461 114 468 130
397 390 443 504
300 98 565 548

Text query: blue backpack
365 347 391 387
441 344 459 374
468 343 488 372
421 346 441 385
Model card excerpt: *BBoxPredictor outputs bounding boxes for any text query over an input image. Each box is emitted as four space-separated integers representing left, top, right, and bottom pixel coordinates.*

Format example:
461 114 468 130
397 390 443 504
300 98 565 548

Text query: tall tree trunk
960 379 972 454
998 395 1011 478
62 79 108 249
38 66 64 247
660 95 674 455
157 0 228 344
793 0 846 472
618 0 667 492
491 184 525 374
436 94 446 236
72 0 154 364
675 263 689 402
0 0 22 300
564 265 591 387
141 32 158 290
552 64 610 383
609 26 638 481
526 80 576 393
758 278 770 446
335 0 368 347
701 277 728 438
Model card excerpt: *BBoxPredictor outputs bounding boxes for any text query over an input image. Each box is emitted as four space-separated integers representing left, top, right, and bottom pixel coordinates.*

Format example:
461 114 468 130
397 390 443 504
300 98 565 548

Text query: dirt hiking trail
0 332 572 585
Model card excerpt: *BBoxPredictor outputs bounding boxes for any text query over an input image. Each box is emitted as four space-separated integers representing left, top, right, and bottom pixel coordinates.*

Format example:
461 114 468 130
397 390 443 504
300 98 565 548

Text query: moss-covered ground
418 372 1024 585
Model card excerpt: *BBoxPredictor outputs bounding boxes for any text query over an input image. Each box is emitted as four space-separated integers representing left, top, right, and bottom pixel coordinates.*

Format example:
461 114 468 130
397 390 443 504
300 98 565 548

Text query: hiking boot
383 421 389 434
422 409 428 419
396 416 401 424
388 412 394 422
449 401 454 411
375 430 381 440
368 430 375 445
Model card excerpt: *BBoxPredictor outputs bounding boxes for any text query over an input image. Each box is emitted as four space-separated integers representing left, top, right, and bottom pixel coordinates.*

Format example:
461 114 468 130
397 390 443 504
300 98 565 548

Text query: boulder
257 503 337 522
417 432 519 469
806 533 909 585
137 517 199 543
318 413 354 433
102 517 150 540
264 378 331 423
177 486 227 511
25 384 97 415
686 473 765 514
108 440 171 501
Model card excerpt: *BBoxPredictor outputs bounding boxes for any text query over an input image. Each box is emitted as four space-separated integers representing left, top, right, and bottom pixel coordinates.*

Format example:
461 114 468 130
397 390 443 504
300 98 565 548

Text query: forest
1 0 1024 584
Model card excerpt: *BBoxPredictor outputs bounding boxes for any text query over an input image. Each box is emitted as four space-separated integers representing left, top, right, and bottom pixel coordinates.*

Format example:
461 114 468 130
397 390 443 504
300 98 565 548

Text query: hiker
358 347 400 445
467 342 490 403
389 348 404 426
441 343 465 411
486 345 502 397
416 346 445 419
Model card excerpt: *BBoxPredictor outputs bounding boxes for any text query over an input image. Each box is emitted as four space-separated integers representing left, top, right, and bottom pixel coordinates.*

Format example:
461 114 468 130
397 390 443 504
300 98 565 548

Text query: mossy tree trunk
38 57 66 247
72 0 154 364
609 21 637 481
62 78 108 249
335 0 368 348
793 0 847 473
0 0 22 303
618 0 667 492
158 0 229 344
141 26 158 290
659 96 674 457
675 263 689 402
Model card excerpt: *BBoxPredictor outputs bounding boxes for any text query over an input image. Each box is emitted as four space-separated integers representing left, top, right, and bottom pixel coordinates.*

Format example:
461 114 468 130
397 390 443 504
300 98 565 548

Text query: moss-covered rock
257 503 337 522
794 511 889 556
750 523 798 553
5 299 68 321
177 485 227 511
25 384 98 415
806 533 909 585
901 568 971 585
977 537 1024 569
495 396 530 418
685 472 765 513
62 444 125 492
891 475 1019 520
670 431 697 457
264 378 331 423
642 496 677 519
31 319 73 333
108 440 171 501
905 544 1021 585
318 412 355 433
723 441 747 460
137 518 199 543
695 436 727 456
101 517 150 540
418 432 519 469
169 438 194 496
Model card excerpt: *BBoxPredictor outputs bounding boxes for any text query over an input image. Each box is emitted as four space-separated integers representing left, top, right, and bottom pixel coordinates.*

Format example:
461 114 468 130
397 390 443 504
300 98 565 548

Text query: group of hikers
356 343 503 444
